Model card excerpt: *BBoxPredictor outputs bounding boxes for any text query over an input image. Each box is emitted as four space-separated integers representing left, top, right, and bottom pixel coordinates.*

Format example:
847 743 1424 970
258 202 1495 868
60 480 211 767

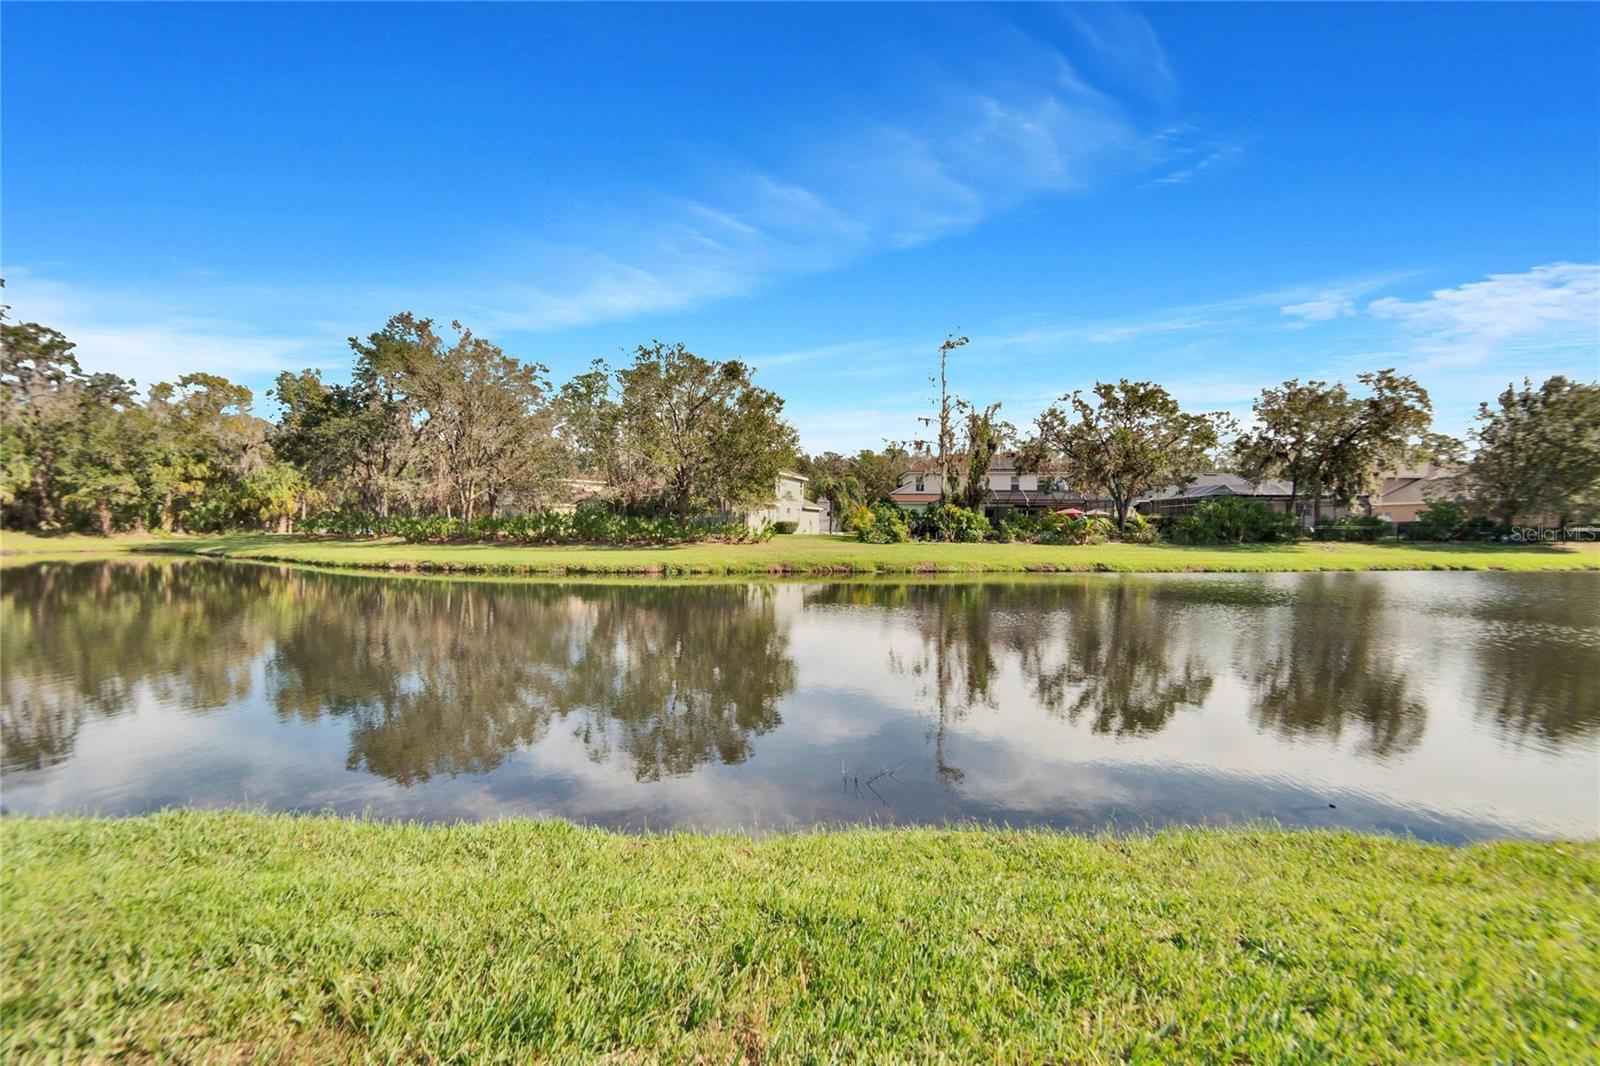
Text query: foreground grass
5 529 1596 574
3 813 1597 1062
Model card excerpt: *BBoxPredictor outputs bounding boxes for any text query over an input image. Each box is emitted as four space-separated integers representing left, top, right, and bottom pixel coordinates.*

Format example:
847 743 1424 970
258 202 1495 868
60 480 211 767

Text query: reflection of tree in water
532 586 795 780
266 578 573 784
1459 578 1600 747
817 580 1216 783
267 578 795 784
3 563 797 785
1 561 284 771
1023 583 1214 736
899 584 1003 783
1241 576 1425 757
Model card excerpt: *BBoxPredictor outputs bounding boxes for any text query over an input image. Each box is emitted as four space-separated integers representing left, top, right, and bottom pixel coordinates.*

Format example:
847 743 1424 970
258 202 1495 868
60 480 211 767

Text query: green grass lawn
4 529 1596 574
3 813 1596 1062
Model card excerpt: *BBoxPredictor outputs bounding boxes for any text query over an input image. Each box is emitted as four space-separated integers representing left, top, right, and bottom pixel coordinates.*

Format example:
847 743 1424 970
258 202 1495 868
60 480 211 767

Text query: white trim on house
744 471 827 533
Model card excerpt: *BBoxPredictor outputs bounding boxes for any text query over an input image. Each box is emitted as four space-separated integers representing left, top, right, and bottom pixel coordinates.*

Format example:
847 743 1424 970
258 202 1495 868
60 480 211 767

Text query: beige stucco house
890 453 1098 514
1373 463 1461 524
743 471 829 533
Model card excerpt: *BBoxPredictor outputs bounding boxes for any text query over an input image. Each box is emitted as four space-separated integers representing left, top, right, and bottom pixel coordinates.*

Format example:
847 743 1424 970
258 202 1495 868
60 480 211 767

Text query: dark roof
983 489 1105 506
1136 473 1298 503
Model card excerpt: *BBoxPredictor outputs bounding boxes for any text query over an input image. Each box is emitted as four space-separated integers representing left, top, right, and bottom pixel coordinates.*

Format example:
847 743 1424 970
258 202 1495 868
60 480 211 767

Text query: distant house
890 459 1365 527
553 476 611 513
504 472 827 530
1373 463 1460 524
742 471 828 533
1135 473 1349 526
889 452 1107 516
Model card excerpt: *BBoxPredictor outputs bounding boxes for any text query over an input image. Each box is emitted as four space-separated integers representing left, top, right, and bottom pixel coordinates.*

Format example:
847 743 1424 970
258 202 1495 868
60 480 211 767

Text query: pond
2 560 1596 840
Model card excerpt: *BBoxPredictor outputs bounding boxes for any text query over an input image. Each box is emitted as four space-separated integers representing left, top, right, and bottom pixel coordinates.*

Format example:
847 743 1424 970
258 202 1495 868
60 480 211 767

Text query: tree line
803 335 1598 535
2 306 797 534
3 296 1595 537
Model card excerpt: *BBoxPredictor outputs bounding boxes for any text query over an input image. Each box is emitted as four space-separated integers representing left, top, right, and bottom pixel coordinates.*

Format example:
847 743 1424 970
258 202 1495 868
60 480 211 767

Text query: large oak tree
1021 380 1227 528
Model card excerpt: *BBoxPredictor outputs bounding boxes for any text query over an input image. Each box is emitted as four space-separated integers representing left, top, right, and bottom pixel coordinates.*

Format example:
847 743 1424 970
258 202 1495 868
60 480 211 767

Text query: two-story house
889 452 1107 517
1372 462 1461 524
742 471 829 533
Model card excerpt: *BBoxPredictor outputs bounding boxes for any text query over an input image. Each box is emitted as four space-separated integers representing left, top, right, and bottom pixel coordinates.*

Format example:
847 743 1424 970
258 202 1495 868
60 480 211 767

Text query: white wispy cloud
1367 262 1600 367
979 272 1409 352
7 13 1229 386
1279 276 1407 325
1061 4 1177 104
1149 143 1245 186
781 264 1597 451
3 272 340 400
456 21 1185 334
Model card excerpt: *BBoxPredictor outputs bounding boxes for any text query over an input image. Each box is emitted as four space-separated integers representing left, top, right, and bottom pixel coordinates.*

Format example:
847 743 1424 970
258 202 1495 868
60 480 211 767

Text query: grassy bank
3 814 1595 1062
5 529 1597 574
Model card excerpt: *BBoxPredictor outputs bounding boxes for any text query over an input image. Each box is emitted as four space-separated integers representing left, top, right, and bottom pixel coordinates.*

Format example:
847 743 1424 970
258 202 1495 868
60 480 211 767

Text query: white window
914 475 925 492
1010 475 1020 491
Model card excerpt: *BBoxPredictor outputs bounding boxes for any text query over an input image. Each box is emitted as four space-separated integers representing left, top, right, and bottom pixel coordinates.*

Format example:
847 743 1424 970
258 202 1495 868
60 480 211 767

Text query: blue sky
4 2 1596 452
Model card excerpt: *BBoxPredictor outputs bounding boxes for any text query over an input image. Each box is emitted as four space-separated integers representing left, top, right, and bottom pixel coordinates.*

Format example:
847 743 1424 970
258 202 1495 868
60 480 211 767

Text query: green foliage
795 446 916 525
1311 515 1386 542
1424 502 1468 531
1233 371 1436 517
321 313 563 519
301 503 771 546
995 511 1116 545
955 401 1011 509
1119 510 1161 544
1022 380 1227 527
4 305 806 537
236 463 314 532
1458 375 1600 526
772 520 799 535
912 502 992 542
601 342 799 516
1170 497 1302 545
1458 515 1514 541
852 502 912 543
1401 501 1476 541
1 311 285 534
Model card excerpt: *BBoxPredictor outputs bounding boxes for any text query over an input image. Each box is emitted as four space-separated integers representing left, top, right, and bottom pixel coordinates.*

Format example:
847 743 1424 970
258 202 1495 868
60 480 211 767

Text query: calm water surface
3 560 1596 839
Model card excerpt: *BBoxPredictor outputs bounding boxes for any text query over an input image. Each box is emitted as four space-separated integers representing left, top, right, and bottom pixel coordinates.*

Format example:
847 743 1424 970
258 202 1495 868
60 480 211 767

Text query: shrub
1459 515 1513 541
994 511 1114 545
1408 501 1468 541
1311 515 1385 542
854 502 911 544
1119 511 1161 544
912 503 992 542
1170 497 1301 545
772 520 799 535
300 505 770 546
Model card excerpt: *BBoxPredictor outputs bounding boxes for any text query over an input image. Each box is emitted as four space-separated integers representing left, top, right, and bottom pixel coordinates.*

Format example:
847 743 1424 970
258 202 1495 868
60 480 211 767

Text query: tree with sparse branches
1021 380 1228 528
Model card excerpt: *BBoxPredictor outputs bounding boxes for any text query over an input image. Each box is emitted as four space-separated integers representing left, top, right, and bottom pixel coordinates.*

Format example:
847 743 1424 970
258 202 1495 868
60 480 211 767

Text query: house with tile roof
888 452 1110 516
